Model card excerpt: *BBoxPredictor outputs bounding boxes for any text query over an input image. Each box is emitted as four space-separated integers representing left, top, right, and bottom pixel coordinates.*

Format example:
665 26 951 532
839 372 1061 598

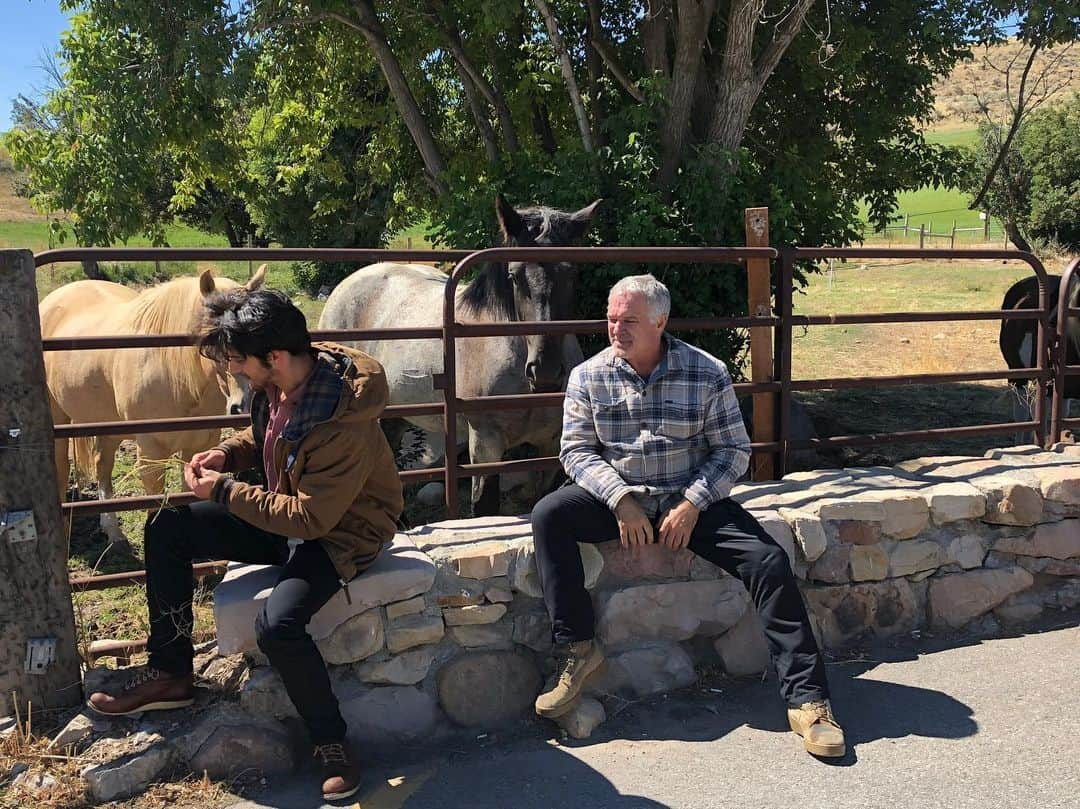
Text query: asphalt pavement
226 620 1080 809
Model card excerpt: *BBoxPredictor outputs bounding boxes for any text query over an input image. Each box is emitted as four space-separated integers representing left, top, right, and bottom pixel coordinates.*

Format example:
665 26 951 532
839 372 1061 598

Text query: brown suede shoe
787 699 846 758
534 639 606 719
315 742 362 801
87 667 195 716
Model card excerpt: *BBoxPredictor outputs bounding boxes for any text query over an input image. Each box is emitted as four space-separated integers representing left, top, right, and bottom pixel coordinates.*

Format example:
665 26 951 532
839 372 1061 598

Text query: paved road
228 622 1080 809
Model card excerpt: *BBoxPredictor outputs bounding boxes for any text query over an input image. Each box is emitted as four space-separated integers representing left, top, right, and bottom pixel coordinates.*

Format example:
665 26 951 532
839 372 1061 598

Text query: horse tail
71 436 98 488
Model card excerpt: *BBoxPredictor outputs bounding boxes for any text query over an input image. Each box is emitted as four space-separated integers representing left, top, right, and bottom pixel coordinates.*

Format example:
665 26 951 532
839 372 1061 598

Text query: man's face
607 291 665 364
226 351 275 391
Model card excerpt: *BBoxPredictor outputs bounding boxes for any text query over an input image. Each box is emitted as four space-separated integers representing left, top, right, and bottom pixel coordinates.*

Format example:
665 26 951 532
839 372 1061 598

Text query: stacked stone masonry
204 444 1080 751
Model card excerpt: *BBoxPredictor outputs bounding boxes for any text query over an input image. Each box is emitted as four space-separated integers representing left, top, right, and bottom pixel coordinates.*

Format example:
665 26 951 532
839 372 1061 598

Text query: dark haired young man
87 288 404 800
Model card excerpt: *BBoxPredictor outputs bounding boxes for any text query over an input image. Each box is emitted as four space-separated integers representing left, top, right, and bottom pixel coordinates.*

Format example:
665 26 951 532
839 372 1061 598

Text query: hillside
933 38 1079 130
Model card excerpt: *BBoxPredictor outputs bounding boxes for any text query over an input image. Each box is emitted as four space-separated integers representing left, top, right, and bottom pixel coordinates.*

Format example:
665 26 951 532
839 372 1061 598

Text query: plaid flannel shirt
559 335 750 516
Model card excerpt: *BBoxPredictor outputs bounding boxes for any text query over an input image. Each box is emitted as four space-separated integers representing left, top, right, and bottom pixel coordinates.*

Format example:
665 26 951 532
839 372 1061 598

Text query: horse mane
459 205 553 321
459 261 517 321
125 275 216 401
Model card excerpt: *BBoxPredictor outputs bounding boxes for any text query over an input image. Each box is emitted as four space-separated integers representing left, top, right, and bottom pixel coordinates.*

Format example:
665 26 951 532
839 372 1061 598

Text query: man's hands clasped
614 494 700 552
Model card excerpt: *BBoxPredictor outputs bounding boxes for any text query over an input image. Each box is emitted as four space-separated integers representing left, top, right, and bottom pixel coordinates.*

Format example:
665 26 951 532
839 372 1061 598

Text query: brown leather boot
315 741 362 801
87 667 195 716
787 699 846 758
534 639 606 719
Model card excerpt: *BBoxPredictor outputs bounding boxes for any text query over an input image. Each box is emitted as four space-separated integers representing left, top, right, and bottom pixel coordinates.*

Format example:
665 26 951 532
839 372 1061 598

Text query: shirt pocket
593 395 632 444
659 398 704 440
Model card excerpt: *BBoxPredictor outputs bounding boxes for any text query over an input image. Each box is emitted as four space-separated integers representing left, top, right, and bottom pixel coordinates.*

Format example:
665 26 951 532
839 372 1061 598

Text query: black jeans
530 484 829 707
145 500 347 744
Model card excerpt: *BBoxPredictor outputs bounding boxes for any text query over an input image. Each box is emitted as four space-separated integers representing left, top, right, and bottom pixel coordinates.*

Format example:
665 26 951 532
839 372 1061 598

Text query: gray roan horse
319 195 601 514
999 273 1080 441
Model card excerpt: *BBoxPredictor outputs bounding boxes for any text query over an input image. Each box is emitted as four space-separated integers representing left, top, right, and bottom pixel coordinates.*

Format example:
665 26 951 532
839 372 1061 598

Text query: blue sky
1 1 72 129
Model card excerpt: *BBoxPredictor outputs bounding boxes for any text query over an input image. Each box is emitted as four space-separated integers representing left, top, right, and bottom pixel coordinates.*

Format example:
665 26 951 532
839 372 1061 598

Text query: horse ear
566 198 602 241
495 193 524 243
570 199 602 225
246 263 267 291
199 270 216 296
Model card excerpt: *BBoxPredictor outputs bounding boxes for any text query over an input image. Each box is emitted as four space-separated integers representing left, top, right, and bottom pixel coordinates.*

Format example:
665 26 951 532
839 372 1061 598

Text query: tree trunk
659 0 717 186
642 0 671 81
351 0 448 195
81 260 107 281
0 250 82 711
531 0 594 152
532 102 558 156
1004 217 1033 253
706 0 815 151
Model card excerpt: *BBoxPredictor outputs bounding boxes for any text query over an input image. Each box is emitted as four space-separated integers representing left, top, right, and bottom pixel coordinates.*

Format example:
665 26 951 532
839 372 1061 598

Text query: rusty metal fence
30 245 1080 659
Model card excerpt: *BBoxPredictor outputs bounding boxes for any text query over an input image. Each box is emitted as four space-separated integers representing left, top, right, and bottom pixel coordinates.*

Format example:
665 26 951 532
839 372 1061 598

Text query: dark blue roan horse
319 195 602 515
999 273 1080 440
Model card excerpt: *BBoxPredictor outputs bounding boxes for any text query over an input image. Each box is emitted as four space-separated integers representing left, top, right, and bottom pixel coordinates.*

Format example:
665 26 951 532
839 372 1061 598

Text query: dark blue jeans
530 484 829 707
144 500 347 744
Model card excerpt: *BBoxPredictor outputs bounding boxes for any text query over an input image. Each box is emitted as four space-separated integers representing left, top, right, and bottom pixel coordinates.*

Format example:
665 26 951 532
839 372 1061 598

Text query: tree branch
586 0 645 102
972 37 1043 209
453 59 500 164
531 0 594 152
753 0 817 88
430 6 519 153
350 0 449 195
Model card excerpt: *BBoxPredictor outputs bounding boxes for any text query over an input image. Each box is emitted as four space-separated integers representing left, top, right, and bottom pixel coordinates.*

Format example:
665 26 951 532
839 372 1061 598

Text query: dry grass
0 695 243 809
934 38 1079 130
766 253 1078 467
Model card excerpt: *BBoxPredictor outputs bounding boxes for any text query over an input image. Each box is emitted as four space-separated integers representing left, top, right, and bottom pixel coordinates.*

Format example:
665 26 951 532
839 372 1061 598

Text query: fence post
951 221 957 250
919 224 925 249
0 249 82 712
744 208 775 480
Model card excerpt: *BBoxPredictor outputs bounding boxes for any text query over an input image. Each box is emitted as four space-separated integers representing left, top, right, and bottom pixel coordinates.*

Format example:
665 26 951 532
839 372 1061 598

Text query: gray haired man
530 274 845 758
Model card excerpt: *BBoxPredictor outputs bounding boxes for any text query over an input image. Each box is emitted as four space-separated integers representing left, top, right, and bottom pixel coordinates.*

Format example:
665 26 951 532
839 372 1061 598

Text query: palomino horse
319 195 600 515
40 266 266 546
999 272 1080 442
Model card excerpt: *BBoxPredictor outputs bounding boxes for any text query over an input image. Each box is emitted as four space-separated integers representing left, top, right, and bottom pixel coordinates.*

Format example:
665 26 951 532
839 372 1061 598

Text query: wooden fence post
919 224 925 249
0 250 81 713
744 208 775 480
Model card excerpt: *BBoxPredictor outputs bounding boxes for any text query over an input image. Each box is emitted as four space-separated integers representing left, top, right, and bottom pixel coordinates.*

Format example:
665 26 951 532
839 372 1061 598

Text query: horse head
199 264 267 414
494 194 602 393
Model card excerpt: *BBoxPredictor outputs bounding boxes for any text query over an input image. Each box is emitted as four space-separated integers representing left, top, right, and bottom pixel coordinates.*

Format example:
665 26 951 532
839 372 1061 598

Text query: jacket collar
250 350 350 443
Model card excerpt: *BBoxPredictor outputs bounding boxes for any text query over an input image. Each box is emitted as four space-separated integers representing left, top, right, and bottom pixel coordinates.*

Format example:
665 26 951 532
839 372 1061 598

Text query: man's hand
658 499 700 551
188 448 226 477
614 494 653 548
183 464 223 500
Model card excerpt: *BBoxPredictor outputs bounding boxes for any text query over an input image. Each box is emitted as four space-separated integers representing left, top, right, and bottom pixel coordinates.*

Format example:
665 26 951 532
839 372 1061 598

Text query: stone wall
215 444 1080 747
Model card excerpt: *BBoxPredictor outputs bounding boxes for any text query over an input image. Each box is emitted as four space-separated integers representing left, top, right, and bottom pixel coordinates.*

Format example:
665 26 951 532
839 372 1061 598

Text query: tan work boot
314 741 362 801
87 667 195 716
534 639 606 719
788 699 846 758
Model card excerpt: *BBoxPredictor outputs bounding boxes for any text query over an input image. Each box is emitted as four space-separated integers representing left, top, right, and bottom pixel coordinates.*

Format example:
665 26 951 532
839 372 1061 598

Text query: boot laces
125 667 162 690
801 699 838 727
554 648 581 684
314 743 348 766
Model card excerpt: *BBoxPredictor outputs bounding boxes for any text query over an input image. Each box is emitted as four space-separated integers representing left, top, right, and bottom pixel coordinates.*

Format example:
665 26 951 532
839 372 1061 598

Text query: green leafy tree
964 92 1080 252
6 0 1019 363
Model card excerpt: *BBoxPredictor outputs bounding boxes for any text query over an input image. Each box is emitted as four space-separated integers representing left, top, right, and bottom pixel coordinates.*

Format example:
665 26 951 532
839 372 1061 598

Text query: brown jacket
210 342 404 581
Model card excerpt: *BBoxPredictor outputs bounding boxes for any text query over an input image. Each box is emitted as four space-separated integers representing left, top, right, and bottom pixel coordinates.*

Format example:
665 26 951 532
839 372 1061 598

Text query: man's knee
530 489 575 532
255 610 304 654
